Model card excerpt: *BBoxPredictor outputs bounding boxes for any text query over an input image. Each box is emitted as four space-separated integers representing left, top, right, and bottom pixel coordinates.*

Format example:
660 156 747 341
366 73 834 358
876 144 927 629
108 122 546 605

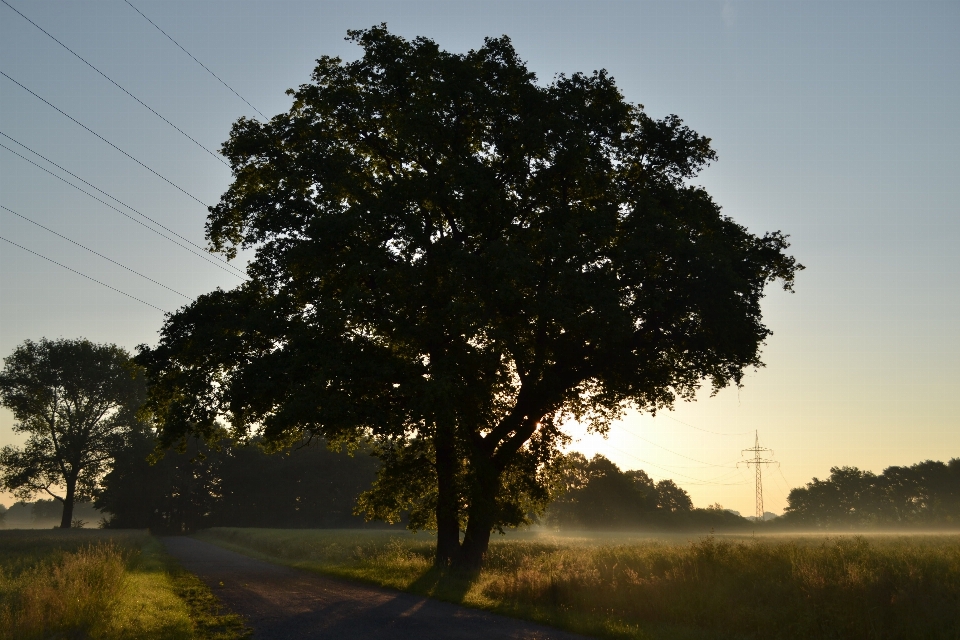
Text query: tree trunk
434 425 461 567
458 519 492 571
60 478 76 529
454 459 500 571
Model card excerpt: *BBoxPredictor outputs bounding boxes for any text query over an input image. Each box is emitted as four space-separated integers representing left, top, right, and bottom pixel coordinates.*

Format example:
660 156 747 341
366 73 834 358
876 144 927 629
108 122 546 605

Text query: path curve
163 537 593 640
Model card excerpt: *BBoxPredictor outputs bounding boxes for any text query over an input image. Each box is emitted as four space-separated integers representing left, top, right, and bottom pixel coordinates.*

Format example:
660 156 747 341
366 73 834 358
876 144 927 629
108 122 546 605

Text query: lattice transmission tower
740 431 776 521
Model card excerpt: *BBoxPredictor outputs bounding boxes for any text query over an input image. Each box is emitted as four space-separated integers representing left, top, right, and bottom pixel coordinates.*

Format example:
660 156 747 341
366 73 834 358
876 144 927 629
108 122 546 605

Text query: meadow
0 529 248 640
198 528 960 640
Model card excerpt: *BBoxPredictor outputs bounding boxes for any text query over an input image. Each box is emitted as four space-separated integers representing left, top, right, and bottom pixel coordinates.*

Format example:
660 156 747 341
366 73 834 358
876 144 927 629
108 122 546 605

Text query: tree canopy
138 26 802 567
781 460 960 528
0 338 145 528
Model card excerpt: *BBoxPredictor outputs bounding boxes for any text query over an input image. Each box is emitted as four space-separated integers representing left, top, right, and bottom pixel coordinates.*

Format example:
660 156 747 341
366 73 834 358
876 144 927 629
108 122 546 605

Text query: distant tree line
545 453 749 531
0 499 102 528
780 459 960 529
88 451 960 533
95 431 389 533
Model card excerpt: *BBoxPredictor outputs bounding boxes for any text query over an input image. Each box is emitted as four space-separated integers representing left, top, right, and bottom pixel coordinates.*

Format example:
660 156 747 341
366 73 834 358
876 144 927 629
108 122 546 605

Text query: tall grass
199 528 960 639
0 531 142 640
0 542 127 638
0 530 247 640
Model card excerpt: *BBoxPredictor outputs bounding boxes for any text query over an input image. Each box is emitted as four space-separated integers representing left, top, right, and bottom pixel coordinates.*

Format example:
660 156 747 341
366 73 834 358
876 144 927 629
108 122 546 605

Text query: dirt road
163 537 593 639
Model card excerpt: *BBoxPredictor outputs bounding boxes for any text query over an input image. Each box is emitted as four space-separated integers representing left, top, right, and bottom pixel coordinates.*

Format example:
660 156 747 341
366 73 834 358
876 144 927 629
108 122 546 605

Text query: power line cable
681 470 751 486
612 460 742 470
768 464 791 505
122 0 268 121
612 423 740 469
0 0 229 168
778 466 795 496
664 415 752 437
0 234 167 312
0 136 246 279
0 131 244 276
597 441 750 486
1 204 190 300
0 137 244 278
0 70 212 209
734 464 757 505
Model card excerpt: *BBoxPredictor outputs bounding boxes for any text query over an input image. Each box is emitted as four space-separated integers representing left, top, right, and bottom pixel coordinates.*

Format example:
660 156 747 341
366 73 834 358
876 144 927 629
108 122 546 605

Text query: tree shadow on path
406 565 476 603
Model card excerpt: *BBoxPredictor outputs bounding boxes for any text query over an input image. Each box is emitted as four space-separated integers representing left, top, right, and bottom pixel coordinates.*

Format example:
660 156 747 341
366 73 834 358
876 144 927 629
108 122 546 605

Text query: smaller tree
653 479 693 512
546 454 694 529
0 338 145 528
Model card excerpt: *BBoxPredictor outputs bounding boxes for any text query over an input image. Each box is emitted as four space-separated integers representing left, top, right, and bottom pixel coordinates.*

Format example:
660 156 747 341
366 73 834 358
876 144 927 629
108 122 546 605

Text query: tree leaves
0 339 146 526
139 27 802 561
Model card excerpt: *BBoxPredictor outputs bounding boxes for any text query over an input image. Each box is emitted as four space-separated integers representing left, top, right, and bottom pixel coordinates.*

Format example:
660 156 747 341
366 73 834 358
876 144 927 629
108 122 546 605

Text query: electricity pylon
740 431 776 521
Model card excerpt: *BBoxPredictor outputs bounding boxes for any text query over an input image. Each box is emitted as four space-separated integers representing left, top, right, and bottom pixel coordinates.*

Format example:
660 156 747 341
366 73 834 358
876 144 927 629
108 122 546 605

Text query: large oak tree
138 26 802 568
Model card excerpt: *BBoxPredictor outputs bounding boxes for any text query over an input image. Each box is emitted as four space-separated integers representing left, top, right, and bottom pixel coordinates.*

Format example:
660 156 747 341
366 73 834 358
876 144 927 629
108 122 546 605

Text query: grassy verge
197 528 960 640
0 529 248 640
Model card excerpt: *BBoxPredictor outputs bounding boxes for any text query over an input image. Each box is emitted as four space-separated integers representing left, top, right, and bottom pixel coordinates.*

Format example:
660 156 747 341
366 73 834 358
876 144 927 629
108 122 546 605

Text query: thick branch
439 205 464 244
42 485 65 502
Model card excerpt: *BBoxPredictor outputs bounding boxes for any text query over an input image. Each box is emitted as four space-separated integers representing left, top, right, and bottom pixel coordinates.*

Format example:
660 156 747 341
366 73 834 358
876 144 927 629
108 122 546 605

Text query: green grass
197 528 960 640
0 529 248 640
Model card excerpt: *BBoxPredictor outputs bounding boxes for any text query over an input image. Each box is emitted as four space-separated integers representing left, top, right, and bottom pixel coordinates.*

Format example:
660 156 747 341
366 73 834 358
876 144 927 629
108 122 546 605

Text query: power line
0 135 246 279
0 136 245 278
777 466 794 497
598 441 750 486
0 130 244 276
123 0 268 122
664 415 751 437
768 464 791 507
0 234 167 313
0 0 229 168
0 70 212 209
1 204 190 300
613 423 740 469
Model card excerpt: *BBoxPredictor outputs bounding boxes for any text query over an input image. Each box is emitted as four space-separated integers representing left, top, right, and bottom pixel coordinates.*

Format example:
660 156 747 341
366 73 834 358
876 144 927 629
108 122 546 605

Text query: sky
1 0 958 516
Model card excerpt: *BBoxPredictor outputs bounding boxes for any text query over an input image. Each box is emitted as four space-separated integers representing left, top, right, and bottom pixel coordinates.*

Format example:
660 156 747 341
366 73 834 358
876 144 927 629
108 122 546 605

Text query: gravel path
162 537 593 640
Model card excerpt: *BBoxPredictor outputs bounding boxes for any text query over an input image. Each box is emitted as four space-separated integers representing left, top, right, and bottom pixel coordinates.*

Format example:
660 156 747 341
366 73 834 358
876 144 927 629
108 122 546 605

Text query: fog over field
193 527 960 638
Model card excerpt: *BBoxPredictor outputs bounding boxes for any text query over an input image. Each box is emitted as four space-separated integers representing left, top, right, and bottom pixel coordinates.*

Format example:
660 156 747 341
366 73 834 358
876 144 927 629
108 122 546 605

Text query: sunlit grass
0 529 247 640
198 528 960 639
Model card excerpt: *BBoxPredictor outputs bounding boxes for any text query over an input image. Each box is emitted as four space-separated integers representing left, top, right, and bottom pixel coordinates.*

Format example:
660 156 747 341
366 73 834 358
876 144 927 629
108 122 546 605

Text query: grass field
198 528 960 640
0 529 248 640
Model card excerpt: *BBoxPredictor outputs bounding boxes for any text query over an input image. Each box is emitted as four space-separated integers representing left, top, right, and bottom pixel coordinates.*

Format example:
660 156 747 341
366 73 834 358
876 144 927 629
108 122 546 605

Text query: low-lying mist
199 527 960 639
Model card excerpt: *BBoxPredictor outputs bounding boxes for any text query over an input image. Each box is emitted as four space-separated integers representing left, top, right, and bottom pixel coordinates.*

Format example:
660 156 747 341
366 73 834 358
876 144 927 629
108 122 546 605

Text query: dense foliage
782 459 960 528
96 434 384 533
137 26 801 567
0 339 146 528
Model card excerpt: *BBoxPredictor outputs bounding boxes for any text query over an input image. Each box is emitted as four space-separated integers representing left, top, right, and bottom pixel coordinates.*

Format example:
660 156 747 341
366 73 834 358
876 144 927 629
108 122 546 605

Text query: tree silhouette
783 459 960 528
138 26 801 568
0 339 145 528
